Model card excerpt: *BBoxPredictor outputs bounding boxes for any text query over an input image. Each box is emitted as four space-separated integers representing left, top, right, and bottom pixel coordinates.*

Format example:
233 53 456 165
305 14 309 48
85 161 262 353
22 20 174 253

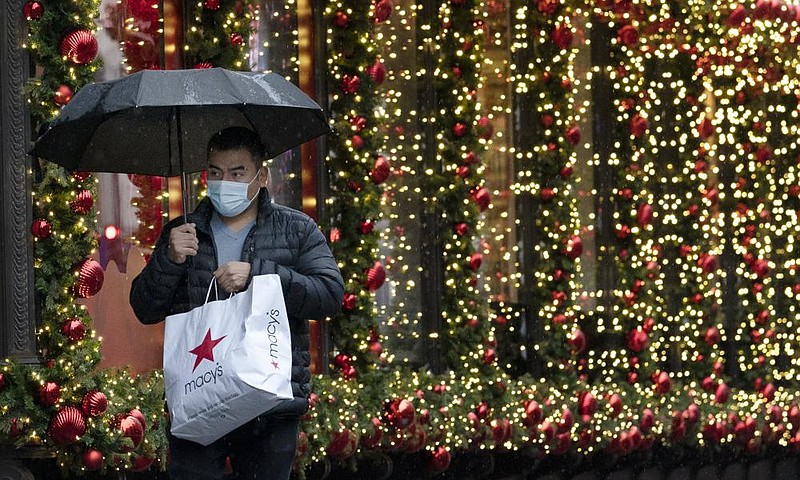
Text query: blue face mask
207 171 260 218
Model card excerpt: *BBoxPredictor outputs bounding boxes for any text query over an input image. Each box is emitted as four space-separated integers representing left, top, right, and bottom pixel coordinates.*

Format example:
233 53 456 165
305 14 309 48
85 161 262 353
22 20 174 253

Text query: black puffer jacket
130 189 344 417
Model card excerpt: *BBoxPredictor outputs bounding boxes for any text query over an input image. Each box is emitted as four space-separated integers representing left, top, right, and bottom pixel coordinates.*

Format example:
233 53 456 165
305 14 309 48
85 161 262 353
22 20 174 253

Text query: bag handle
204 277 218 304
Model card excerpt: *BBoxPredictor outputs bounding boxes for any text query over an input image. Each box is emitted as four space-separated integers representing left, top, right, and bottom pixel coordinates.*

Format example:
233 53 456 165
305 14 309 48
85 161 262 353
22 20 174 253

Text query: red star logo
189 329 226 372
271 361 280 370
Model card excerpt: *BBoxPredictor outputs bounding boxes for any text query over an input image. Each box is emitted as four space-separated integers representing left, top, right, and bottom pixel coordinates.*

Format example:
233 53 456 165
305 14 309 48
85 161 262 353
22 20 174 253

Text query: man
130 126 344 479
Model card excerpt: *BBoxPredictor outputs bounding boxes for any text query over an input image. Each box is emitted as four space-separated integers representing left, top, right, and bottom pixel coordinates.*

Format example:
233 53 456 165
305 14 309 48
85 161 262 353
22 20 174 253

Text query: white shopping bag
163 274 293 446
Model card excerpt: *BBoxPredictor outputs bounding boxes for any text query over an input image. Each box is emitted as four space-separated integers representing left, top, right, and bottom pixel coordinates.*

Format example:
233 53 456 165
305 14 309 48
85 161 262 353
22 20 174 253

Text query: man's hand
167 223 198 264
214 261 251 293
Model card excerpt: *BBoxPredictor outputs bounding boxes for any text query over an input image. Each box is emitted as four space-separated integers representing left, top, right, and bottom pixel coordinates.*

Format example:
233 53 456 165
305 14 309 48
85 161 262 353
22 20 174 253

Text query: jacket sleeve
129 223 189 325
252 221 344 320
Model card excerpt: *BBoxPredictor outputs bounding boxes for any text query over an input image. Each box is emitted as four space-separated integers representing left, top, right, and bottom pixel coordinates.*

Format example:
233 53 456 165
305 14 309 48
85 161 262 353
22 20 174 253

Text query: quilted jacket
130 189 344 417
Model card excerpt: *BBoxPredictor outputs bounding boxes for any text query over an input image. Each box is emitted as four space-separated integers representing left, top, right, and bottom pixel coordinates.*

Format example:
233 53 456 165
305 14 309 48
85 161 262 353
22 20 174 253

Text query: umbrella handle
180 171 189 223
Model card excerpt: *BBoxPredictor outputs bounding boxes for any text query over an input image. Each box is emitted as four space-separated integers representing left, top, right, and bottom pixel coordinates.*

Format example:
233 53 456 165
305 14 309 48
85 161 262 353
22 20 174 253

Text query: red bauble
49 406 86 445
456 165 471 178
636 203 654 227
129 409 147 430
569 328 586 354
39 381 61 406
340 74 361 94
342 293 357 311
483 348 496 365
698 116 714 138
565 125 581 145
469 252 483 270
564 235 583 260
365 261 386 291
471 187 491 211
131 455 154 472
119 415 144 450
371 156 391 184
350 115 367 131
23 1 44 20
727 4 747 25
229 33 244 47
640 408 654 431
477 117 494 140
654 371 671 394
83 449 104 471
350 135 364 150
427 446 451 474
0 373 5 391
31 218 52 239
373 0 393 23
714 382 730 404
61 317 86 342
81 390 108 417
360 220 375 234
626 328 648 352
333 11 349 28
454 223 469 236
464 151 478 164
75 258 104 298
60 30 98 65
704 326 720 345
630 114 648 137
551 24 573 50
617 24 639 46
608 393 623 416
385 398 416 429
367 59 386 85
194 61 214 69
203 0 221 10
452 122 468 138
578 392 597 418
327 428 357 460
54 84 73 106
560 165 573 179
71 189 94 214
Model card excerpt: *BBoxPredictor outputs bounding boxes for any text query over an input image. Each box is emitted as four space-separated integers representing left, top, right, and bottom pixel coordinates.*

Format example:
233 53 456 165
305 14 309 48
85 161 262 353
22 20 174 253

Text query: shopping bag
163 274 293 446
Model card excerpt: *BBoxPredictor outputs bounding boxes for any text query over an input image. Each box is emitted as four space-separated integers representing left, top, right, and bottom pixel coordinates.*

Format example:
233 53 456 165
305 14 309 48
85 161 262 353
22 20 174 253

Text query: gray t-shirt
210 211 255 268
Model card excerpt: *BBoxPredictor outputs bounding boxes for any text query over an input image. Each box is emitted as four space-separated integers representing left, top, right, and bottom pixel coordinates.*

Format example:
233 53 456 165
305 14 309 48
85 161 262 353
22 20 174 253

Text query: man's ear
260 164 270 187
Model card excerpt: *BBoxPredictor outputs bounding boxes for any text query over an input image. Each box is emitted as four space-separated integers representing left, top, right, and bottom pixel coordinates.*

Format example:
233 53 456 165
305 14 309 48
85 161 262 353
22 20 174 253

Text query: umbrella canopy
32 68 331 177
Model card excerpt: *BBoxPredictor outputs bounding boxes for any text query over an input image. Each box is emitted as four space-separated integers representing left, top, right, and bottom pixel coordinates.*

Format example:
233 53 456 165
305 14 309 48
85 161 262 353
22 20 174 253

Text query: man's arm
252 222 344 319
129 224 190 324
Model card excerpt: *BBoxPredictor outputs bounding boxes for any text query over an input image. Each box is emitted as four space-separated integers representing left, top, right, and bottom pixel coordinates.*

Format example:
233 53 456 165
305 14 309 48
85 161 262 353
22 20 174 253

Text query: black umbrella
32 68 331 211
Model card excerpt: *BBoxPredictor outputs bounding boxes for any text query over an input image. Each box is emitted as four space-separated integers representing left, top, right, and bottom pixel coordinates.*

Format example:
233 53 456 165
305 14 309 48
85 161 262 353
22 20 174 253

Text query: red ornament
327 428 358 460
564 235 583 260
540 114 554 127
367 59 386 85
569 328 587 354
456 165 471 178
61 317 86 342
371 156 391 184
49 406 86 445
0 373 4 391
727 4 747 25
608 393 623 416
636 203 654 227
31 219 52 239
54 84 73 106
83 449 104 471
551 24 573 50
714 382 730 404
360 417 383 449
565 125 581 145
483 348 496 365
373 0 393 23
333 11 349 28
60 30 98 65
131 455 154 472
452 122 468 138
540 187 555 202
72 171 91 182
698 116 714 138
627 328 648 352
75 258 104 298
704 326 720 345
630 114 648 137
617 24 639 46
469 252 483 270
365 261 386 291
654 371 671 394
427 446 451 474
385 398 416 429
203 0 221 10
23 1 44 20
129 409 147 431
71 189 94 214
119 415 144 450
81 391 108 417
464 151 478 164
340 74 361 94
477 117 494 140
350 135 364 150
538 0 559 15
360 220 375 234
454 222 470 236
472 187 490 211
194 62 214 69
640 408 655 431
229 33 244 47
560 165 573 179
522 400 542 429
39 381 61 406
342 293 357 311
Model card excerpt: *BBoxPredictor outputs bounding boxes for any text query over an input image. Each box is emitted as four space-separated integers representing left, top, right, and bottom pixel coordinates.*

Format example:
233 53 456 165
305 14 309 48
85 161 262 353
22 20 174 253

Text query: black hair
206 127 264 166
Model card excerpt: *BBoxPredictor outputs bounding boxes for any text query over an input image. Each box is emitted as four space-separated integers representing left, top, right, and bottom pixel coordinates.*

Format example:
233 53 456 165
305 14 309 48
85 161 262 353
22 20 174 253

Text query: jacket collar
191 188 273 234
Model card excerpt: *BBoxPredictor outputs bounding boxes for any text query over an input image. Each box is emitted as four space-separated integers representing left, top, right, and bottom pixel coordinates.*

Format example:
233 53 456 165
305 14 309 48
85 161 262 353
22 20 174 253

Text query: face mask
207 171 260 217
